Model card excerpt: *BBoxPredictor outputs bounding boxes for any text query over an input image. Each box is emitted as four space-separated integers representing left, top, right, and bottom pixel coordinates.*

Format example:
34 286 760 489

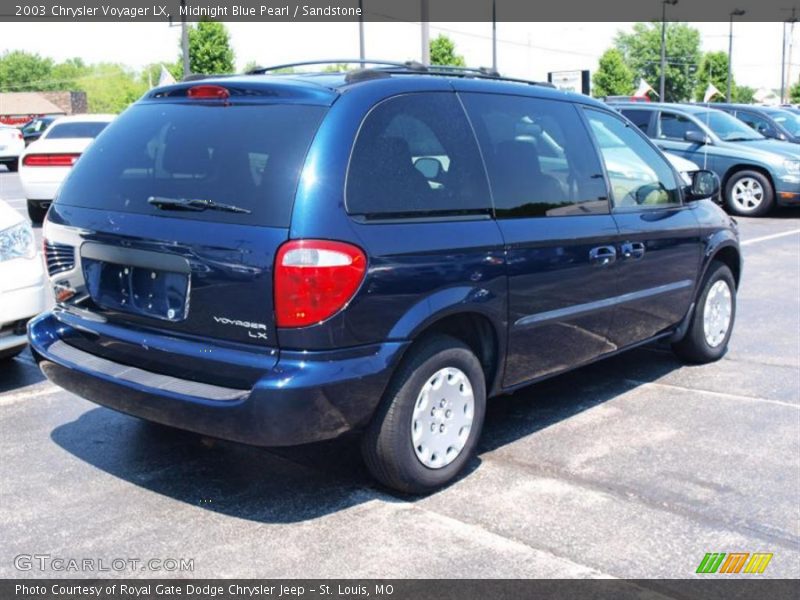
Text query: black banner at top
0 0 795 22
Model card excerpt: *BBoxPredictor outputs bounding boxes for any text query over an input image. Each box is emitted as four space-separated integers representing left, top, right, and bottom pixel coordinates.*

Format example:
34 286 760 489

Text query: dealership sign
547 70 591 95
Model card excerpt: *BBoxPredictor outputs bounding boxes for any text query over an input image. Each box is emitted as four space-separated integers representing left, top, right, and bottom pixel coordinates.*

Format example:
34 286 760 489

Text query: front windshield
695 110 764 141
767 109 800 136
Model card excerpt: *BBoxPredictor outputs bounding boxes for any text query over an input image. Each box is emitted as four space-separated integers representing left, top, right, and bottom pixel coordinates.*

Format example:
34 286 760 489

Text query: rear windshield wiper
147 196 251 214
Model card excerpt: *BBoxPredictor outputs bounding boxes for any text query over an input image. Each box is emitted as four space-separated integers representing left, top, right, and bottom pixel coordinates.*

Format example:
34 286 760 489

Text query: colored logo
696 552 773 574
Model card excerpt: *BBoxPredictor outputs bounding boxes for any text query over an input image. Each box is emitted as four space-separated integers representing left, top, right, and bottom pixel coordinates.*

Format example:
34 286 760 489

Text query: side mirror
685 169 720 202
684 130 711 145
414 157 443 180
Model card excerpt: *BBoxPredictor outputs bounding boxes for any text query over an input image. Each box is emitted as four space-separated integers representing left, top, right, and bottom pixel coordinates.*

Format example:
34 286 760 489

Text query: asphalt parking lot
1 166 798 579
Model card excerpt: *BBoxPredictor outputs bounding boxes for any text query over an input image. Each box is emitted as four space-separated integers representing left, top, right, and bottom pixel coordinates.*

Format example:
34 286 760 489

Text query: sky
0 21 793 92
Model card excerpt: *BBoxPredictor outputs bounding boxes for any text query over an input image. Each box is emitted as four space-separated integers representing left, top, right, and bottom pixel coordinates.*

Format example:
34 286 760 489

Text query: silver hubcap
411 367 474 469
703 280 733 347
731 177 764 211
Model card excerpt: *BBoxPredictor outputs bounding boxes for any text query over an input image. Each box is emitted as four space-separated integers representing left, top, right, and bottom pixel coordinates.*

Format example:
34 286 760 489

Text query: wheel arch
721 164 776 198
398 310 504 397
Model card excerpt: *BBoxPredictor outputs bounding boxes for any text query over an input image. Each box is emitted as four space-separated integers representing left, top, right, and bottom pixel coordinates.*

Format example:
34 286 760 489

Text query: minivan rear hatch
48 82 330 367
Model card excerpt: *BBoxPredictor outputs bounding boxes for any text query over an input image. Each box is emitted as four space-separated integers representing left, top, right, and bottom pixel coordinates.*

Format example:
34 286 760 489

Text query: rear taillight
274 240 367 328
23 153 80 167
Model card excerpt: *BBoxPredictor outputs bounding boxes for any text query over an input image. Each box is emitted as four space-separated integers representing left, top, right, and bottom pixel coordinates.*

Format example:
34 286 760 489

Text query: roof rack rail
246 59 424 75
245 58 555 88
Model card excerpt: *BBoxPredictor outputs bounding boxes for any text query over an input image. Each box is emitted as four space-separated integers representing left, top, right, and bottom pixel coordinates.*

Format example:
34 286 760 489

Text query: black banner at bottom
3 579 799 600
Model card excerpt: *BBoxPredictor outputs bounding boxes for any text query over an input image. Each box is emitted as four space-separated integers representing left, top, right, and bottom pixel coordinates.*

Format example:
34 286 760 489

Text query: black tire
361 334 486 494
5 159 18 172
27 201 47 224
672 262 736 364
724 170 774 217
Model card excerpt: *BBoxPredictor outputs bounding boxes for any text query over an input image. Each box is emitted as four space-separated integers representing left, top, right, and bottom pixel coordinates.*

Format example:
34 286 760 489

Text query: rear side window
657 112 695 140
45 121 109 139
56 103 327 227
461 93 609 217
620 109 652 133
346 93 491 219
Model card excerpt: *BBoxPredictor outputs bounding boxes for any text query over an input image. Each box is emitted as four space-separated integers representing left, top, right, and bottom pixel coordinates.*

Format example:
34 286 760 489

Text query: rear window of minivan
55 102 327 227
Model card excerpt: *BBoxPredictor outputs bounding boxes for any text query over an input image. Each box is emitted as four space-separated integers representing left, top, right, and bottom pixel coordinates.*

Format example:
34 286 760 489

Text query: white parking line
741 229 800 246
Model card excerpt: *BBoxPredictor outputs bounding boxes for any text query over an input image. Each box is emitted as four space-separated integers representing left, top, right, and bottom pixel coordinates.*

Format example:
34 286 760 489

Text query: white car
0 125 25 172
664 152 700 185
0 199 45 361
20 114 114 223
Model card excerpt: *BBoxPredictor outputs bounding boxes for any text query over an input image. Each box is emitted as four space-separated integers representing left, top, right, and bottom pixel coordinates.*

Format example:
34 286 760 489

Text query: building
0 91 87 125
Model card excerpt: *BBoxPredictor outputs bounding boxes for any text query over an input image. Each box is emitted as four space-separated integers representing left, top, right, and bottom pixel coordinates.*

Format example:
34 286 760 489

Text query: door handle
621 241 646 260
589 245 617 267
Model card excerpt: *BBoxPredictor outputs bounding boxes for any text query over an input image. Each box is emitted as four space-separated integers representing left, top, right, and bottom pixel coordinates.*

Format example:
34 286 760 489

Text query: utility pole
783 9 798 103
421 0 430 66
358 0 365 61
727 9 746 102
492 0 497 72
660 0 678 101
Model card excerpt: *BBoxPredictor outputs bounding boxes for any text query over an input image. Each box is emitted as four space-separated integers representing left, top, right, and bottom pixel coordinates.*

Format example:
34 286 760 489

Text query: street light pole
492 0 497 72
781 9 798 104
727 9 745 102
660 0 678 101
180 0 189 78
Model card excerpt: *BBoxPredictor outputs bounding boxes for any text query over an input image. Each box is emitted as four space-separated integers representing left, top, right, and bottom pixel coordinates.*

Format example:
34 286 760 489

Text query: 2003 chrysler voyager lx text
29 61 741 493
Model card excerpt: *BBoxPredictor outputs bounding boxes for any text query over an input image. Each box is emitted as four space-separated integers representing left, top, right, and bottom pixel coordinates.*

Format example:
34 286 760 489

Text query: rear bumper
29 312 407 446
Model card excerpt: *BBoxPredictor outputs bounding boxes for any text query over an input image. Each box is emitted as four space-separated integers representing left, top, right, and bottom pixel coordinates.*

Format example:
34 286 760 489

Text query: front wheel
672 261 736 364
361 335 486 494
724 170 774 217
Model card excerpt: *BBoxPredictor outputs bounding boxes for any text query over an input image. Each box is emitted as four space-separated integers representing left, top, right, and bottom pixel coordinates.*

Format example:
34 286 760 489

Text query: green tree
430 34 466 67
186 20 235 75
694 51 732 102
593 48 634 98
51 57 89 90
242 60 260 73
733 85 755 104
791 81 800 104
0 50 55 91
76 63 146 113
615 22 701 102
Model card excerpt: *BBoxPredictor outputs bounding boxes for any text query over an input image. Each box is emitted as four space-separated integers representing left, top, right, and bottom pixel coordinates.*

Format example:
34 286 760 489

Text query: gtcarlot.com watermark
14 553 194 573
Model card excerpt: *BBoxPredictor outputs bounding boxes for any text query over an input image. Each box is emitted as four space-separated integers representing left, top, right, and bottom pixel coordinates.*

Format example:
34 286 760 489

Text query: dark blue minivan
29 62 741 493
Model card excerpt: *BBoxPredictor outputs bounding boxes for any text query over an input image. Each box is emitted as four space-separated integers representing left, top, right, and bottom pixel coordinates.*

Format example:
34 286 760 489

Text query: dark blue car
29 62 741 493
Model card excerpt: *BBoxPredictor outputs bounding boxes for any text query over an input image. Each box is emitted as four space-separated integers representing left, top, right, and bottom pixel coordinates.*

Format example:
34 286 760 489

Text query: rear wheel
672 261 736 364
724 170 774 217
27 201 47 224
361 335 486 494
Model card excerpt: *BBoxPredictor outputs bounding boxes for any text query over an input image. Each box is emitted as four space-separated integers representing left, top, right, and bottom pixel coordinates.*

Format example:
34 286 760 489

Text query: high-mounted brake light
23 153 80 167
274 240 367 328
187 85 230 99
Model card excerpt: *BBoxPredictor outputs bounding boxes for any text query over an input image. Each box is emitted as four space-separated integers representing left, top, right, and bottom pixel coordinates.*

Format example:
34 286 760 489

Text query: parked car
702 103 800 144
664 152 700 184
0 125 25 172
19 114 114 223
0 199 45 361
612 102 800 216
19 115 58 146
29 63 741 493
